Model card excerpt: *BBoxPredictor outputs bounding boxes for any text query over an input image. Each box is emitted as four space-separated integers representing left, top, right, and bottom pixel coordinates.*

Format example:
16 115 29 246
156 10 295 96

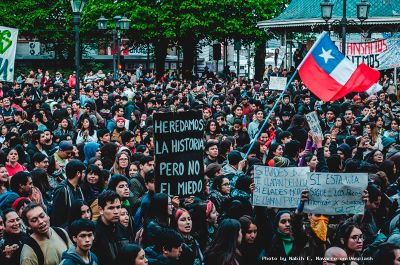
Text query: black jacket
0 232 29 265
51 180 84 227
142 218 169 248
145 246 178 265
92 218 130 265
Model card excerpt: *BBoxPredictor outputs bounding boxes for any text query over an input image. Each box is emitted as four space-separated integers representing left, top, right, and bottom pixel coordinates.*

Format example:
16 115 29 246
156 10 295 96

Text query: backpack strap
25 236 45 265
53 227 69 247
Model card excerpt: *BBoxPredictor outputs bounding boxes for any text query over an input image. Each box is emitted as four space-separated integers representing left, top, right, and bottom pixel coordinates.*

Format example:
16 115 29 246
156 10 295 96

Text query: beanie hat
273 156 290 167
115 117 125 123
228 150 243 165
12 197 31 210
382 136 396 149
97 128 110 138
338 143 351 159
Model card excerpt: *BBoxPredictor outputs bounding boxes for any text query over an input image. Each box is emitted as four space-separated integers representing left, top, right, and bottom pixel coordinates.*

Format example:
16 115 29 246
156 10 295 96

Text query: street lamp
320 0 370 55
97 15 131 80
70 0 86 96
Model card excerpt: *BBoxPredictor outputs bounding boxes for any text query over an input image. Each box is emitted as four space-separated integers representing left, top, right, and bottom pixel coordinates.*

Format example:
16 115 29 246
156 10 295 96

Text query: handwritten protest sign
304 172 368 215
253 166 309 208
0 26 18 82
335 38 400 70
154 111 205 197
305 111 323 138
269 76 287 91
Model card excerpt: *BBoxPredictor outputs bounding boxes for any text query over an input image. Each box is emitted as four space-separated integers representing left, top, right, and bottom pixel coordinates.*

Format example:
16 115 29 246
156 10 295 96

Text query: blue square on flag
298 31 380 102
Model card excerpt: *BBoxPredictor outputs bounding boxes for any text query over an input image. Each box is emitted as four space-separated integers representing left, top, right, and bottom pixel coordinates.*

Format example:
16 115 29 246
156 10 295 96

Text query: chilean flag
298 32 380 102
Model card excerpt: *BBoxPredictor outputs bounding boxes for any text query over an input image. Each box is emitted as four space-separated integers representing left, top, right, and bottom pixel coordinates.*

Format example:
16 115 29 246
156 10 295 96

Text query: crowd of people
0 65 399 265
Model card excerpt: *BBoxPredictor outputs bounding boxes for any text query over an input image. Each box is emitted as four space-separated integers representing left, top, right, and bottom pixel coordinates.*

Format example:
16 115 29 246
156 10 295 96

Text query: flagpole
243 31 328 160
244 68 298 160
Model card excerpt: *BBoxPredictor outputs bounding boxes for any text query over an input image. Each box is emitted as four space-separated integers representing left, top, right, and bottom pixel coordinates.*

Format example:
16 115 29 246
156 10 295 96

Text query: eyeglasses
350 234 364 242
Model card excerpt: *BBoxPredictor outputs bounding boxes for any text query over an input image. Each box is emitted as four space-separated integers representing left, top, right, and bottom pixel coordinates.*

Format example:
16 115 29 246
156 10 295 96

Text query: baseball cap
59 140 74 151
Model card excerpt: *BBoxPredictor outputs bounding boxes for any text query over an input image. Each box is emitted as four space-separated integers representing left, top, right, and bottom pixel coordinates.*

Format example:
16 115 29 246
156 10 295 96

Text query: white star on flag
319 47 334 63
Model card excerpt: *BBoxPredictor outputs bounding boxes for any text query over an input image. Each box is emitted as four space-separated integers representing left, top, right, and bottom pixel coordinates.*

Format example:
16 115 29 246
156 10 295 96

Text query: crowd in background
0 65 399 265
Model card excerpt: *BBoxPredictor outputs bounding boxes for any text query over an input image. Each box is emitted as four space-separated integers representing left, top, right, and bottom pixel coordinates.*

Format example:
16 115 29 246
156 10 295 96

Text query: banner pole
244 69 299 160
395 67 398 95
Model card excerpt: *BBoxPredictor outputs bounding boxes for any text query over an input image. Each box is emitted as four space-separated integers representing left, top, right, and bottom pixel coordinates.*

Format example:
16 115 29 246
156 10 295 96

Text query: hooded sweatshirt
59 247 99 265
145 246 176 265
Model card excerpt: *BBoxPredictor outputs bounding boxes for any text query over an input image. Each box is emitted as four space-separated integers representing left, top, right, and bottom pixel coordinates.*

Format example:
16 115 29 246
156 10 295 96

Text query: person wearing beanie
337 143 351 162
97 128 111 146
382 136 397 151
223 150 246 189
111 117 127 144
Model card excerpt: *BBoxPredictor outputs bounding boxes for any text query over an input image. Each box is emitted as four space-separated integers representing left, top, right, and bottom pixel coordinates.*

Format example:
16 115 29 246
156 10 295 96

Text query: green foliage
0 0 290 73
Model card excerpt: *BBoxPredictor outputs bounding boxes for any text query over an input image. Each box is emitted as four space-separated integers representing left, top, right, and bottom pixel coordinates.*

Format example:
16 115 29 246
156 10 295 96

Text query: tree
0 0 75 64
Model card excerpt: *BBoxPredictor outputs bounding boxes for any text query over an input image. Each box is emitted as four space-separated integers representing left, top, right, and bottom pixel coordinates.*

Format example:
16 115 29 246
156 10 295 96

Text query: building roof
258 0 400 32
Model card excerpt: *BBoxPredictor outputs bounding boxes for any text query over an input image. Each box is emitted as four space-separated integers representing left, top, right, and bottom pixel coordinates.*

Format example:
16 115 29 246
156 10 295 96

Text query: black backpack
24 227 69 265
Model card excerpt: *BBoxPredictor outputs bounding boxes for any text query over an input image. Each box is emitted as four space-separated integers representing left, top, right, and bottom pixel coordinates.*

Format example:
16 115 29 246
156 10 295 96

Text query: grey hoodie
59 247 99 265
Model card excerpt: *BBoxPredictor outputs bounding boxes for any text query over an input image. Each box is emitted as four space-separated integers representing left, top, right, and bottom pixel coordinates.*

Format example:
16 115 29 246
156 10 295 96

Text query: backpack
25 227 69 265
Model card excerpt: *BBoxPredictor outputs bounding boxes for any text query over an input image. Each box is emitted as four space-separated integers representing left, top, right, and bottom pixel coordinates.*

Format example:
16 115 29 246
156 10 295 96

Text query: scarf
309 215 329 242
89 185 100 198
122 199 131 209
276 229 293 255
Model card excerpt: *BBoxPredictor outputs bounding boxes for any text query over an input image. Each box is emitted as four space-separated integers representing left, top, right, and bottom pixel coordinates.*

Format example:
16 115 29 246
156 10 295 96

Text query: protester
20 203 73 265
92 190 130 265
59 219 99 265
114 243 148 265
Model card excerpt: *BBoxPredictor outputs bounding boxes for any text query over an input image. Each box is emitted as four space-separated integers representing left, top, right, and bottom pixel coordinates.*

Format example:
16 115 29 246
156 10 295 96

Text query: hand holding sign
305 112 323 138
304 172 368 215
312 133 324 148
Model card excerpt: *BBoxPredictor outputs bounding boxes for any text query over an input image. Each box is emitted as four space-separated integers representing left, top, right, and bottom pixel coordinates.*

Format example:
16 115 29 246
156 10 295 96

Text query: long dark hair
114 244 143 265
205 119 221 135
266 143 282 162
31 168 52 194
77 114 95 136
100 142 119 170
146 193 169 226
68 199 91 225
204 218 241 265
334 221 362 251
82 164 105 192
187 201 208 249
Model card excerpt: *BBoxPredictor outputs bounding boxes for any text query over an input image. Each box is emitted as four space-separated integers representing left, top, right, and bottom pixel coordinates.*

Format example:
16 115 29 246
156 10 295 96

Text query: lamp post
320 0 370 55
234 40 241 79
97 15 131 80
70 0 86 96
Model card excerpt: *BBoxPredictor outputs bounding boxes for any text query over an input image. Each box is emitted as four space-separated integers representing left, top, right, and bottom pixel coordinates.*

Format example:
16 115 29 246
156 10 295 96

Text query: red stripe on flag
298 55 344 102
330 63 380 101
